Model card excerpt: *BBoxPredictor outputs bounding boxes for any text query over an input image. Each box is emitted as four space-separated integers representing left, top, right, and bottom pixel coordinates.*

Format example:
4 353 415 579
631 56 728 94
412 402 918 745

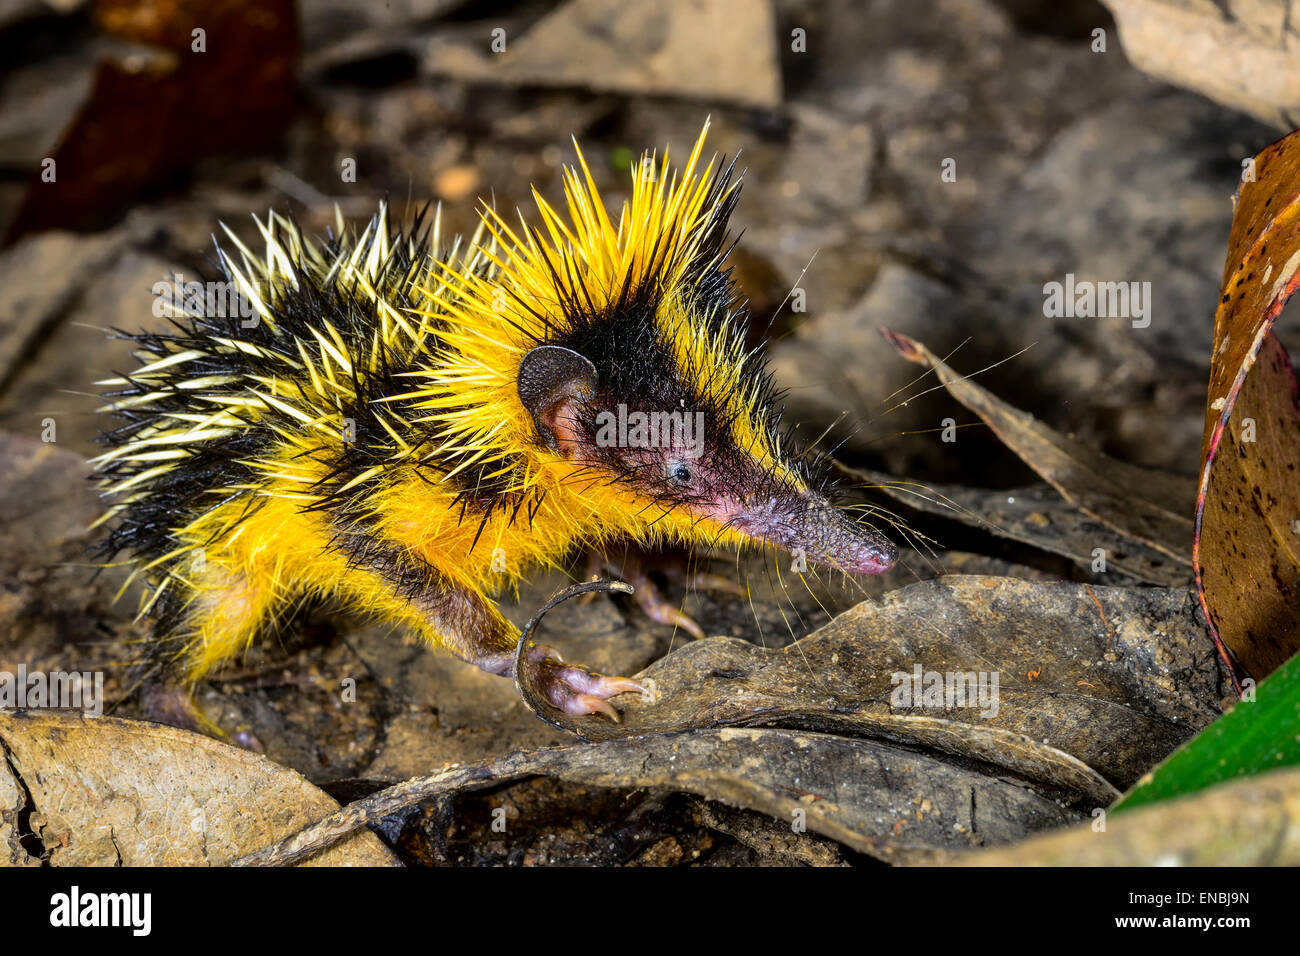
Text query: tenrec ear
516 345 598 454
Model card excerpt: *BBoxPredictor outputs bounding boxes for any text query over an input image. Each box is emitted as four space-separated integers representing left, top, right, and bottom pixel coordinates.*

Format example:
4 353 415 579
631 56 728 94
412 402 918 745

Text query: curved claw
567 694 621 720
523 643 646 721
578 548 736 640
637 597 706 641
662 567 746 598
555 666 647 698
617 560 708 640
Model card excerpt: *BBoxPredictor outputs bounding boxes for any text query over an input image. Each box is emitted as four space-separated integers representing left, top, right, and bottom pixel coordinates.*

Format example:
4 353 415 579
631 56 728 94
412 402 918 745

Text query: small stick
231 749 554 866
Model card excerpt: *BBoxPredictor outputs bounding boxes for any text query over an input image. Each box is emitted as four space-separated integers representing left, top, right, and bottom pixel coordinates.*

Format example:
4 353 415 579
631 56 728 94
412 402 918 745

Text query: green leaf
1112 650 1300 813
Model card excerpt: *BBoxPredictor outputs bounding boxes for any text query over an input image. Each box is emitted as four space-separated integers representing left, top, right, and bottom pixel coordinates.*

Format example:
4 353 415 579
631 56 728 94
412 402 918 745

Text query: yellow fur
95 121 799 683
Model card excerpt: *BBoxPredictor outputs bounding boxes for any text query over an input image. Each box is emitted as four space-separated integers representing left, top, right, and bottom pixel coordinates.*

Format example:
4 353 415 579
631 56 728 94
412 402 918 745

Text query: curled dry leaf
882 329 1196 570
236 727 1081 867
1112 647 1300 813
837 464 1191 587
0 711 396 866
1195 129 1300 683
519 576 1223 795
1101 0 1300 130
954 766 1300 866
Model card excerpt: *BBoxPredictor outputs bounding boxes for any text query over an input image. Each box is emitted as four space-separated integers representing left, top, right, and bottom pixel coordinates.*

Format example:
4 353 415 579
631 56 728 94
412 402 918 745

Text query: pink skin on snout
700 491 898 576
562 405 898 577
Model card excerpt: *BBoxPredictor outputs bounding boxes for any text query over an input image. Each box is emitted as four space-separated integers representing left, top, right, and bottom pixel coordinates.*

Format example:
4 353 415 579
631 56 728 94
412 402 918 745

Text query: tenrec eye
669 461 692 485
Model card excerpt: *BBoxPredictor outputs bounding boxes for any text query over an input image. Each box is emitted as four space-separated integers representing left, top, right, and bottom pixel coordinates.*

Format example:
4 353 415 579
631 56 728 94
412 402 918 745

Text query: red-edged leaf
1195 130 1300 684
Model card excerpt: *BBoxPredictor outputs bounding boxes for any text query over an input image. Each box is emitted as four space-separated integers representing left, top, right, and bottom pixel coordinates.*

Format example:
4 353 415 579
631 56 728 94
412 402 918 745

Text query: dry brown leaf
1195 129 1300 682
837 465 1191 587
0 711 397 866
422 0 781 108
5 0 297 242
518 576 1223 793
1102 0 1300 130
882 329 1196 568
235 726 1081 866
953 766 1300 865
